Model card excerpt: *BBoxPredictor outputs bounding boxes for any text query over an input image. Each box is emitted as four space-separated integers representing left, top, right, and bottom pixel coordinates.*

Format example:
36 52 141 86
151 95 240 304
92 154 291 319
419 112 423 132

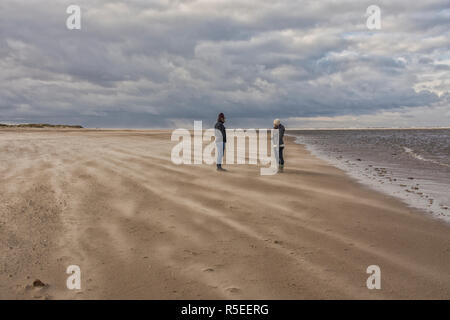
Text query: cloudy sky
1 0 449 128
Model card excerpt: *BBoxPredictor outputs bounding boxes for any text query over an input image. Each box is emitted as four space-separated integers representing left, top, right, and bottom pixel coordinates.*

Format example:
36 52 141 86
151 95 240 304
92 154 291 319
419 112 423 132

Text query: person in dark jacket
273 119 285 172
214 113 227 171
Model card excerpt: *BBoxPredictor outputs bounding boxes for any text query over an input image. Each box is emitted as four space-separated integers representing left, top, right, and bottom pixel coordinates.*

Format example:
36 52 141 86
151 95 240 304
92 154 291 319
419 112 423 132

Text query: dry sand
0 129 449 299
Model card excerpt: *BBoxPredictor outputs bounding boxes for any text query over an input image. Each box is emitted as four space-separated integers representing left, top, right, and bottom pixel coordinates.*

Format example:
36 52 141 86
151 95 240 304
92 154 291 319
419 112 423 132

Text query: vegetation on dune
0 123 83 128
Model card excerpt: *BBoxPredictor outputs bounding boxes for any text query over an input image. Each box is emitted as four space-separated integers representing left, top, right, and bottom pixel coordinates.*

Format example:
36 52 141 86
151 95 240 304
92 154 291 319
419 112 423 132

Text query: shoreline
286 127 450 131
288 131 450 224
1 129 449 299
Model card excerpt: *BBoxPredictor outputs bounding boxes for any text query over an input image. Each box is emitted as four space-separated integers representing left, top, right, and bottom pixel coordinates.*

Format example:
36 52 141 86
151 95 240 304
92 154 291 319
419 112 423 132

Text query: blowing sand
0 129 449 299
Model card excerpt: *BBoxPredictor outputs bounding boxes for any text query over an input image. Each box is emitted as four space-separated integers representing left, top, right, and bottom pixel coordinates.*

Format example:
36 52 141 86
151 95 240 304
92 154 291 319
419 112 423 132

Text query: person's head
218 112 226 123
273 118 280 129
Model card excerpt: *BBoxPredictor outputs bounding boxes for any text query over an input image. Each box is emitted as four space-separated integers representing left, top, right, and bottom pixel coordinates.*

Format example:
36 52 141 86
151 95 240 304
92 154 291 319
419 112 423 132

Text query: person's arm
272 128 279 147
222 124 226 143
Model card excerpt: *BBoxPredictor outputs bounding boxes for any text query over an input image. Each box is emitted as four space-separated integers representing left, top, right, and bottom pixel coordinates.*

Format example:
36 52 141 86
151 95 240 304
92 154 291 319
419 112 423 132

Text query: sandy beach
0 129 449 299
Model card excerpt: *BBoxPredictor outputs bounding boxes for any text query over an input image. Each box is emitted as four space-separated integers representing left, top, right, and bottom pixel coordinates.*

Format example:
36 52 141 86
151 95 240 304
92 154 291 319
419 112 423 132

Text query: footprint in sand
23 279 51 299
183 249 199 256
225 287 241 294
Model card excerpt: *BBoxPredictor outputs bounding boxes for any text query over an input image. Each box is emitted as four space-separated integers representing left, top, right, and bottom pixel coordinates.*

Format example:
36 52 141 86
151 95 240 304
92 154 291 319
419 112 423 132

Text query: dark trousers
279 147 284 165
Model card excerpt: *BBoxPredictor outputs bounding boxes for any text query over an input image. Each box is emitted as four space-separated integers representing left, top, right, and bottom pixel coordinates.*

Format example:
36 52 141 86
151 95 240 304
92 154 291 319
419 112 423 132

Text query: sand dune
0 129 449 299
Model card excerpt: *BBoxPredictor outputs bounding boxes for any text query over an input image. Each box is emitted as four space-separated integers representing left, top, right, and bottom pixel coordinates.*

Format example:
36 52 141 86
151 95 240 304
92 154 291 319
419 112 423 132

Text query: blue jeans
216 142 225 165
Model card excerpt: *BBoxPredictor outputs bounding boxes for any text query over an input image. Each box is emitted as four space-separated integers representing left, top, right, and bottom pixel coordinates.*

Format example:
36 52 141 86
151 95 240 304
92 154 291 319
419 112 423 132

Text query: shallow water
290 129 450 222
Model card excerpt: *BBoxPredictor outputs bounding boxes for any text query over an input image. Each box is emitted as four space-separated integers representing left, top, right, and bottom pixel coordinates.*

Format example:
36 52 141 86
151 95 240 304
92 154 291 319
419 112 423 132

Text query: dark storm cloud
0 0 449 128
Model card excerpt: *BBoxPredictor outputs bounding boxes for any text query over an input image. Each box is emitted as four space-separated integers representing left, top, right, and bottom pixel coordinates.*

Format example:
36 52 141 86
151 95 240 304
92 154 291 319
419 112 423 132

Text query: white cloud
0 0 448 128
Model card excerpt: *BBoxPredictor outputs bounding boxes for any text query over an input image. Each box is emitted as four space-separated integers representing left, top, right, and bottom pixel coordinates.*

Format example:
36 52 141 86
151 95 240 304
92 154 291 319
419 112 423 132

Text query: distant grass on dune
0 123 83 128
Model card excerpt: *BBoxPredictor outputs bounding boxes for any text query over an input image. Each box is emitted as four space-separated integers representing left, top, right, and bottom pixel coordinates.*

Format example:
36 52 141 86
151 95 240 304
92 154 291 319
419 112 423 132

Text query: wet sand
0 129 449 299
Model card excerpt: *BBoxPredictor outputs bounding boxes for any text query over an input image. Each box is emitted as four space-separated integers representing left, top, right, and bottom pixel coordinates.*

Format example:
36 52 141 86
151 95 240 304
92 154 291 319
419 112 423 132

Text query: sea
290 129 450 222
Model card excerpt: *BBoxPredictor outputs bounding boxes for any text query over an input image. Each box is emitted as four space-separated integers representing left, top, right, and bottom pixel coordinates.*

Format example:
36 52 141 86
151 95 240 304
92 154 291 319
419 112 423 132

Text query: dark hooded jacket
215 121 226 143
278 123 285 146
